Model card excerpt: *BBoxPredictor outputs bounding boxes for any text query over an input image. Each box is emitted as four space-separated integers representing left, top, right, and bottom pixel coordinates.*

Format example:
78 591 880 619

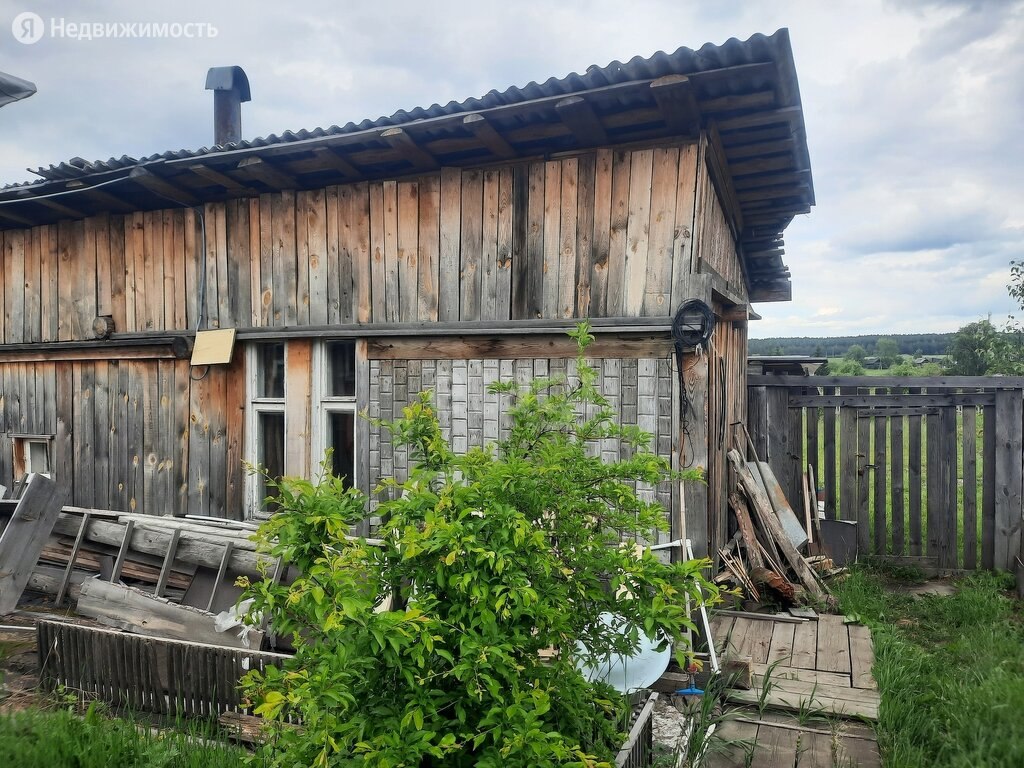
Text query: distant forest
748 333 953 357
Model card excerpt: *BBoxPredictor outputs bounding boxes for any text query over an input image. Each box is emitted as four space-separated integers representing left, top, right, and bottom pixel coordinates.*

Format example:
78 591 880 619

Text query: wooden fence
746 376 1024 571
36 620 286 717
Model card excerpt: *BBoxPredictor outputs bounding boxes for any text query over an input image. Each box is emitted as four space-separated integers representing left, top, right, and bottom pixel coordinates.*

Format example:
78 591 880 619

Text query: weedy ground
0 703 246 768
834 566 1024 768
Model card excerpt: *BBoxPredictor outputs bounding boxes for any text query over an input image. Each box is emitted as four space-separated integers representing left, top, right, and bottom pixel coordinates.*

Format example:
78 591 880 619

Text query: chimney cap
205 66 251 102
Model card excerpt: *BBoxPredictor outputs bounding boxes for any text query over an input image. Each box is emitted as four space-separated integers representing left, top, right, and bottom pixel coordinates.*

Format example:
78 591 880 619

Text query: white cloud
0 0 1020 338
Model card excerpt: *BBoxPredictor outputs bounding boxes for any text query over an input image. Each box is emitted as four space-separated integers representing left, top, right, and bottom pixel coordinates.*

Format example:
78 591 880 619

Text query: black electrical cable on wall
671 299 716 468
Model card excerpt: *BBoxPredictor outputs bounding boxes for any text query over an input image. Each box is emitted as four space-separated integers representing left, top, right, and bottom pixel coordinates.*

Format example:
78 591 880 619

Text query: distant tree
844 345 867 364
875 337 901 368
945 320 999 376
913 348 924 358
770 345 785 356
812 344 824 357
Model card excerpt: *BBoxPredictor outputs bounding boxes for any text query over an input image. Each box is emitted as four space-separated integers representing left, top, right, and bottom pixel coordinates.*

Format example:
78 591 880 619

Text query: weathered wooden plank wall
0 143 718 346
0 137 747 526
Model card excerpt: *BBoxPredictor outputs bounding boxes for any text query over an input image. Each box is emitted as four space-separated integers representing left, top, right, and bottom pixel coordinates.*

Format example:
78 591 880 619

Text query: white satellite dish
575 612 672 692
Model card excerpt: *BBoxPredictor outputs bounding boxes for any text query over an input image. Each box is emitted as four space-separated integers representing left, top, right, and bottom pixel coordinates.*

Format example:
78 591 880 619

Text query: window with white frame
246 340 357 518
13 435 53 479
247 342 286 517
313 340 357 489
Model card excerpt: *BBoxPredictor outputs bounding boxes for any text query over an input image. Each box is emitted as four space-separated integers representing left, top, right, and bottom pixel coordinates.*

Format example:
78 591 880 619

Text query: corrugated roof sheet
10 29 804 187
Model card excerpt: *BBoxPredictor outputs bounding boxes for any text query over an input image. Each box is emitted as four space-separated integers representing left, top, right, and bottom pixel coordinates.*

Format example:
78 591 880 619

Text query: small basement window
13 435 53 479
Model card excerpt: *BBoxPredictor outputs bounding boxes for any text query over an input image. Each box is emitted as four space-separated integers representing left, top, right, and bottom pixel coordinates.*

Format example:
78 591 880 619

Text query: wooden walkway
705 612 882 768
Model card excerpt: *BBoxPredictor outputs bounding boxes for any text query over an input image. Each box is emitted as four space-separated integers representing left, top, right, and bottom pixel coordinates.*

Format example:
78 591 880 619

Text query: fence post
993 388 1023 571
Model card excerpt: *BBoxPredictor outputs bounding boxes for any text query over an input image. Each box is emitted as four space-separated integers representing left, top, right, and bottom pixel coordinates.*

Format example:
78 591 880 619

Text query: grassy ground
0 704 245 768
834 566 1024 768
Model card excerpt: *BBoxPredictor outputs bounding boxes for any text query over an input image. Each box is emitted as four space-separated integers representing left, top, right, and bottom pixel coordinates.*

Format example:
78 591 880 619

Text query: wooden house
0 29 813 558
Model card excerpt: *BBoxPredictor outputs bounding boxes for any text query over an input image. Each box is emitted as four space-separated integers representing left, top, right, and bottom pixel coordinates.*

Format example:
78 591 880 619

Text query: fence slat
982 404 996 568
891 414 905 556
962 407 977 569
994 389 1023 570
823 389 837 519
873 414 888 556
926 408 939 558
840 390 858 523
806 402 818 506
908 397 923 556
857 410 871 554
936 407 956 569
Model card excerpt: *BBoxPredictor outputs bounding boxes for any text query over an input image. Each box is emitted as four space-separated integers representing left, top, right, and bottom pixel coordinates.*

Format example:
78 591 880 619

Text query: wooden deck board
790 619 818 670
707 611 883 767
815 614 852 674
849 623 877 690
766 621 795 666
732 617 774 665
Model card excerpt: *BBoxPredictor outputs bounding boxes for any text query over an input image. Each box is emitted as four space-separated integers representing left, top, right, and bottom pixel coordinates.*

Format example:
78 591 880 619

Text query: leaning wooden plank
747 461 809 550
77 578 263 649
0 474 68 614
727 493 765 569
728 450 827 602
55 512 91 605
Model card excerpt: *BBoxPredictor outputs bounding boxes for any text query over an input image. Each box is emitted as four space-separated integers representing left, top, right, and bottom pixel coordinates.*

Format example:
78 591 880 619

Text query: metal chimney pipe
204 66 251 146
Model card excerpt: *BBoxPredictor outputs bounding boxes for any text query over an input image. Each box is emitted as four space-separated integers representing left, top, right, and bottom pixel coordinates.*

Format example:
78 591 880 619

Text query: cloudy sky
1 0 1020 338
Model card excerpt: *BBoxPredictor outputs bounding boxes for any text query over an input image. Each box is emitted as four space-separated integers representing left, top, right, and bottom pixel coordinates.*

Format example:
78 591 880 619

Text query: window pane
258 343 285 399
258 412 285 511
328 411 355 489
28 441 50 474
326 341 356 397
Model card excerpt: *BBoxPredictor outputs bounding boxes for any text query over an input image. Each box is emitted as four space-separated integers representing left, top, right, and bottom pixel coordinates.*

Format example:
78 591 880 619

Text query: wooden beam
366 333 673 361
0 207 35 226
188 163 248 192
463 114 517 159
730 155 795 176
745 247 785 260
700 90 776 113
311 146 363 178
379 127 440 170
555 96 610 146
748 374 1024 389
734 171 811 191
16 191 85 219
704 124 744 238
650 75 701 135
128 167 199 206
725 138 796 160
716 106 803 133
737 184 811 204
237 156 298 189
76 578 265 649
60 181 132 211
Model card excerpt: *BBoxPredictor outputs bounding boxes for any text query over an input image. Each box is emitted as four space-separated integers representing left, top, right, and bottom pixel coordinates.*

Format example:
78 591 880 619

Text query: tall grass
835 567 1024 768
0 705 245 768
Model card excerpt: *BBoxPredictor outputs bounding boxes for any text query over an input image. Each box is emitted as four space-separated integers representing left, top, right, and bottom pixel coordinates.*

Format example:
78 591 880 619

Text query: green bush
241 323 715 767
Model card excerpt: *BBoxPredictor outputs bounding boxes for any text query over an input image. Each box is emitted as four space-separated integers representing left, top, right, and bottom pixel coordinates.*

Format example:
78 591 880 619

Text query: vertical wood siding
0 138 745 524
